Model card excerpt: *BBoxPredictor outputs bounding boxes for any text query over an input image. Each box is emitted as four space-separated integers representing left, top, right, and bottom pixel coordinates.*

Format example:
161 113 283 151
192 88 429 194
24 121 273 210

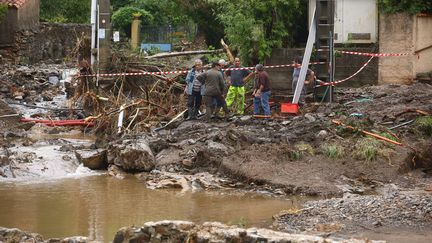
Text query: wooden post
131 17 141 49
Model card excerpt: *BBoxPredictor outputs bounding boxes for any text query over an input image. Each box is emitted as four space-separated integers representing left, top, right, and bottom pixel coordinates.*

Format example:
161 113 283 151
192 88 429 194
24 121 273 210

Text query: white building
309 0 378 44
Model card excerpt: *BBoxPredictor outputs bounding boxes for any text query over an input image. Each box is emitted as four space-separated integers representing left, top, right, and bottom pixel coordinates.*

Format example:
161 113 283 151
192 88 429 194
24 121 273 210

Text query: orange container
281 103 299 114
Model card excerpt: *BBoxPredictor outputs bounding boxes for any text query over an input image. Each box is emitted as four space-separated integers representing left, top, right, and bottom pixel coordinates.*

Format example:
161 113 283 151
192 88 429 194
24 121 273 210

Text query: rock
206 140 228 154
112 221 383 243
108 164 127 179
182 159 193 168
304 113 316 122
316 130 328 138
107 139 155 172
75 149 107 170
48 75 59 86
0 227 44 243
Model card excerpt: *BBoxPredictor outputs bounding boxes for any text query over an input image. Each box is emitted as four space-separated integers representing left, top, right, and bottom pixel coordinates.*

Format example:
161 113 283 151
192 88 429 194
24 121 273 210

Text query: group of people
184 57 272 120
184 56 314 120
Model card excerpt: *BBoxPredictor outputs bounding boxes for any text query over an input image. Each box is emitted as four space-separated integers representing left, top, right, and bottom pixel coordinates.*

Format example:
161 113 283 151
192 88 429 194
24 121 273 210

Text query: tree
173 0 225 48
215 0 300 64
378 0 432 14
40 0 91 23
112 6 153 36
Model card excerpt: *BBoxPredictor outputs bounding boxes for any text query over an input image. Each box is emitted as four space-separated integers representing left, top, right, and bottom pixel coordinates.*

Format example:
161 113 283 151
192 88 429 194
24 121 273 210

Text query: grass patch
353 138 382 162
377 132 399 142
415 116 432 136
321 144 345 159
288 143 315 161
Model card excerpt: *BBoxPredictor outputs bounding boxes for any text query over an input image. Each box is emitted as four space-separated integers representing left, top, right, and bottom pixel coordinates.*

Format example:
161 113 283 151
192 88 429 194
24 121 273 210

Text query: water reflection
0 175 311 241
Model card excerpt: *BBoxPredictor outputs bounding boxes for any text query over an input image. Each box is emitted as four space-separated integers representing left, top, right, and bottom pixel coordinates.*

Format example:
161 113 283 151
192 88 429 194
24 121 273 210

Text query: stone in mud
107 139 155 172
0 227 44 243
113 221 383 243
75 149 107 170
108 164 127 179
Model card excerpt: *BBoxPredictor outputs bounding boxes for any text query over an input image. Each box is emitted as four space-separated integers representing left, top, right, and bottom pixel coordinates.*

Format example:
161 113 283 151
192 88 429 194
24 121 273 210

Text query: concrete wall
16 0 40 30
378 13 414 84
379 13 432 84
266 47 378 92
414 15 432 74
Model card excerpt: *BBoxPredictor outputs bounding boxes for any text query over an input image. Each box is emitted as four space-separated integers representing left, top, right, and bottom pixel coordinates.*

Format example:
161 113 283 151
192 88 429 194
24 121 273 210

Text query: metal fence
140 24 197 44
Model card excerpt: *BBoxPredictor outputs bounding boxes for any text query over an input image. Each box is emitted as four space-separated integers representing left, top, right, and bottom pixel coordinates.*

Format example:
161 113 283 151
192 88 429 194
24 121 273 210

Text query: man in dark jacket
252 64 271 116
197 62 230 120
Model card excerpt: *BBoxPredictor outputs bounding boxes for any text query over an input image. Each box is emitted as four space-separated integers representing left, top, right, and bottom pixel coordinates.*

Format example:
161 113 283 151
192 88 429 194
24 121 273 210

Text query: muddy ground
1 63 432 241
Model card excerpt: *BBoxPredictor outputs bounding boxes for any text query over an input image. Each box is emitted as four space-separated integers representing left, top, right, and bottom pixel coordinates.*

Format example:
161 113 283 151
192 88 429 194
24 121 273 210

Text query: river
0 175 311 241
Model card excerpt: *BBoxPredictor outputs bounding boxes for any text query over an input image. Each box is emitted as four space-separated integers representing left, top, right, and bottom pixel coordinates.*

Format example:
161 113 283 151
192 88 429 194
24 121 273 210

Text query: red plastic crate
281 103 299 114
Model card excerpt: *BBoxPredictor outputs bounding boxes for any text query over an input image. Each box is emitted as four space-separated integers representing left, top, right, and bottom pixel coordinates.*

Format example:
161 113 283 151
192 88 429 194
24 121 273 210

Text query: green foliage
321 144 345 159
215 0 300 64
378 0 432 14
112 6 153 36
415 116 432 136
353 138 381 162
0 4 7 24
40 0 90 23
133 0 189 26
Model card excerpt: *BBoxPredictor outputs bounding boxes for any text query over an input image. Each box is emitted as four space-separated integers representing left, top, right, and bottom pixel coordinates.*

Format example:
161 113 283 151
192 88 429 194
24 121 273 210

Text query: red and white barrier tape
338 50 411 57
316 56 375 87
78 62 326 78
316 49 412 57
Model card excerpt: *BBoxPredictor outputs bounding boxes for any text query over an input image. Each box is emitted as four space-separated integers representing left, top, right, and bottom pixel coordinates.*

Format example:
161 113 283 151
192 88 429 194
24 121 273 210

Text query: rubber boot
186 107 194 120
203 105 214 121
213 107 222 119
222 102 232 119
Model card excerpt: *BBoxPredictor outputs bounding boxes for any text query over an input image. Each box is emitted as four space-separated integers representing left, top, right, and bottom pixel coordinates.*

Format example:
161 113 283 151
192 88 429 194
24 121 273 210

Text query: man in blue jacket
184 59 205 120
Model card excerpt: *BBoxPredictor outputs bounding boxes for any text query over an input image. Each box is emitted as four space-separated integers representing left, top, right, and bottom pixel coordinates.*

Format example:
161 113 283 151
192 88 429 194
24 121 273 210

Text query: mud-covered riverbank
1 63 432 242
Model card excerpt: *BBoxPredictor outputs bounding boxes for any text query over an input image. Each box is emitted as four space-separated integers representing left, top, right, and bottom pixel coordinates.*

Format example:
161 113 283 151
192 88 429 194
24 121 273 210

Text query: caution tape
316 49 412 57
338 50 411 57
77 62 326 78
315 56 375 87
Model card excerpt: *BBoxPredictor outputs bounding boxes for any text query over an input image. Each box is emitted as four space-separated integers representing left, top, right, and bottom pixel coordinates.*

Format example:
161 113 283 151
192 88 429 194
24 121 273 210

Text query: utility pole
90 0 97 67
314 0 335 102
90 0 111 86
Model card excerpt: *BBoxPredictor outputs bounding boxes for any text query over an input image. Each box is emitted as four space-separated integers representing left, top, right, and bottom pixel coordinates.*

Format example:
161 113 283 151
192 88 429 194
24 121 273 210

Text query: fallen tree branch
220 39 234 63
146 49 223 59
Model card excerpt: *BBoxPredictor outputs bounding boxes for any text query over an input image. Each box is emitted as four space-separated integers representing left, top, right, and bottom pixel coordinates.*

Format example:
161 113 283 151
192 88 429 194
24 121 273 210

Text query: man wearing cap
292 56 315 104
184 59 205 120
252 64 271 116
225 57 253 115
211 59 228 117
197 62 230 120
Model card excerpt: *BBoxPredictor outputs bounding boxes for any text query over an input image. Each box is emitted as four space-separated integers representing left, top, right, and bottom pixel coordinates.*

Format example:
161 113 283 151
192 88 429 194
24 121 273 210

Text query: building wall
379 13 432 84
266 47 378 92
16 0 40 30
309 0 378 44
414 15 432 74
0 8 18 46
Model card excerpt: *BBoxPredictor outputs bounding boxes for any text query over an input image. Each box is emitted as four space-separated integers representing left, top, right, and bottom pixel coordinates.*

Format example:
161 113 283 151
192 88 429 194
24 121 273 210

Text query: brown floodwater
0 175 311 242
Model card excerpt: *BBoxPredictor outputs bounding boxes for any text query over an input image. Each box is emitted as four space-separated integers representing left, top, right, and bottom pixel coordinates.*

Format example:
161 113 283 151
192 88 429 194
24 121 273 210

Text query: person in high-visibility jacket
225 57 254 115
